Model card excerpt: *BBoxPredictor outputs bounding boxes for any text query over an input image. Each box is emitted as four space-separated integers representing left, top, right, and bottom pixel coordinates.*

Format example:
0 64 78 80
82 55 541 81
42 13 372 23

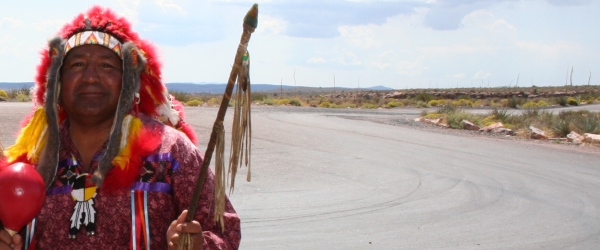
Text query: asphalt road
1 103 599 249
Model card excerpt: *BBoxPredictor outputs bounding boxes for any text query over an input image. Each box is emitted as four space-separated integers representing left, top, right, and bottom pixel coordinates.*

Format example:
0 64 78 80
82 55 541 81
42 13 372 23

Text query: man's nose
82 64 100 82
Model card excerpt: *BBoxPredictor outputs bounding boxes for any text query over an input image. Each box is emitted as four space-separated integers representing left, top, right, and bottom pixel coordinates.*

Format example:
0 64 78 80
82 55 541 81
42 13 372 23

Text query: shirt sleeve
170 133 242 249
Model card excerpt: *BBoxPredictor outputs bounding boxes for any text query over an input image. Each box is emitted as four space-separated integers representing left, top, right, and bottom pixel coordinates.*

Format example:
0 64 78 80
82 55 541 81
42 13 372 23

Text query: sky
0 0 598 90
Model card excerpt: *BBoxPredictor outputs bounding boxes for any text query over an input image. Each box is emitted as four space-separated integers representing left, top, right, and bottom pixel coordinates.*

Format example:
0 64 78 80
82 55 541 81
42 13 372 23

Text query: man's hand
0 229 22 250
167 210 204 250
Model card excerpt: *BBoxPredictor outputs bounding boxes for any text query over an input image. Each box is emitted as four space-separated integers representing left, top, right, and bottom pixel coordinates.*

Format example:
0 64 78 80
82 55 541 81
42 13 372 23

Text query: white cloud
462 9 515 32
256 14 288 35
472 70 491 80
339 25 378 49
397 57 428 76
447 73 466 79
308 57 326 64
515 40 583 57
0 18 23 28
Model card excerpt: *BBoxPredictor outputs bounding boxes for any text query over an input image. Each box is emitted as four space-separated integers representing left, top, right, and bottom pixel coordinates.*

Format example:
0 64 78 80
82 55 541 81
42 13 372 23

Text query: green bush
536 100 549 107
277 99 291 105
551 119 571 138
451 99 472 107
567 97 579 106
416 100 429 108
16 93 30 102
186 99 203 106
522 101 537 108
414 93 434 102
573 114 600 134
289 98 302 106
207 97 220 106
387 101 404 108
171 91 192 103
361 103 378 109
0 89 7 98
251 92 268 102
318 101 331 108
428 100 440 107
262 98 276 105
437 105 460 114
446 111 482 129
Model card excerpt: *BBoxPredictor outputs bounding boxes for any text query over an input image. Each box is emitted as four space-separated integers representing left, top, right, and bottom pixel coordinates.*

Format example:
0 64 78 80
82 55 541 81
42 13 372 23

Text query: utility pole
333 73 336 93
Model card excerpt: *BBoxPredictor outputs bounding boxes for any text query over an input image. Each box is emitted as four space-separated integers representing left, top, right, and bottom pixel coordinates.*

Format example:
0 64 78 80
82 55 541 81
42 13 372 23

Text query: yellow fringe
111 115 143 170
4 108 48 163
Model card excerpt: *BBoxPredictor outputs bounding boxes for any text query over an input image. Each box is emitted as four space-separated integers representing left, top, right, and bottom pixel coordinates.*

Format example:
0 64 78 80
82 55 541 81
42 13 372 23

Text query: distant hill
0 82 393 94
0 82 34 90
166 83 393 93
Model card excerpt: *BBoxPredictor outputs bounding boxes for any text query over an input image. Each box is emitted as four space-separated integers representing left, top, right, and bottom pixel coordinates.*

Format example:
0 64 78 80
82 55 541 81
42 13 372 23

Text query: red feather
100 123 163 194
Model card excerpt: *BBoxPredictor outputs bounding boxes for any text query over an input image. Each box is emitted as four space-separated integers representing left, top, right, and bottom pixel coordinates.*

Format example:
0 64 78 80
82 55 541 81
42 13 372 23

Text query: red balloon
0 162 46 233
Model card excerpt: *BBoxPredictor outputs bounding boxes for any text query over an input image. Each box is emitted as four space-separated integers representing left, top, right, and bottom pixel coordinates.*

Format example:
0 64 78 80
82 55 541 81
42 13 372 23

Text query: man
0 6 240 249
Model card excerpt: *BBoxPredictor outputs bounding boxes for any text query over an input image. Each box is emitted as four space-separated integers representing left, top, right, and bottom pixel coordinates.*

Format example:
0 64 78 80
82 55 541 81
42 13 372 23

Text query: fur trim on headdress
93 42 146 186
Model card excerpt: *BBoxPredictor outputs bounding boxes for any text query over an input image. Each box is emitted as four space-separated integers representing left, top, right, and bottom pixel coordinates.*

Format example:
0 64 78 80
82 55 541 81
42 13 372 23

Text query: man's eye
72 62 84 67
102 63 114 68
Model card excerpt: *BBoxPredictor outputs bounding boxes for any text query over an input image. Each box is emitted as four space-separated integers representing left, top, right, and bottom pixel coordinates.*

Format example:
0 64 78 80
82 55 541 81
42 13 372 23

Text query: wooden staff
181 4 258 246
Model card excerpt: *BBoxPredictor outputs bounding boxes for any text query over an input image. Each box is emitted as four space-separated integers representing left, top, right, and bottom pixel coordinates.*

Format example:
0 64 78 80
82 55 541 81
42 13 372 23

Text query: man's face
60 45 123 122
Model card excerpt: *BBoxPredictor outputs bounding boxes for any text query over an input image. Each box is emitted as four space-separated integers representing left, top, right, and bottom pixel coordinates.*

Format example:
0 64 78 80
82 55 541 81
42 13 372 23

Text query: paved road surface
1 103 599 249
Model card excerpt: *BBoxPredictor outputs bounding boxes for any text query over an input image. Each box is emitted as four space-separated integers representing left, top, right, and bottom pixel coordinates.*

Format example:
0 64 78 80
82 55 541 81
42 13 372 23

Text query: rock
492 127 515 136
567 131 584 144
583 133 600 144
529 126 548 140
461 120 480 130
479 122 504 132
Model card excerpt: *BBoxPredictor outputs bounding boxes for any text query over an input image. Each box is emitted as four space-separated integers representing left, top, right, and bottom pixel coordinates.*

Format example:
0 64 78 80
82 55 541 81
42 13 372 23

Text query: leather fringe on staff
179 3 258 250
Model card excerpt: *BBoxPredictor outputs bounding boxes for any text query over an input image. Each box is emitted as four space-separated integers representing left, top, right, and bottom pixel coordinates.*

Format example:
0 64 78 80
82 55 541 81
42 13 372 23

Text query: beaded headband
65 31 123 57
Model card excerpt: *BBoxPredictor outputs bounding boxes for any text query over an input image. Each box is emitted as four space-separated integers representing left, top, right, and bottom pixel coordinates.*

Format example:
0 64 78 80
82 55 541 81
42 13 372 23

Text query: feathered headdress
5 6 197 190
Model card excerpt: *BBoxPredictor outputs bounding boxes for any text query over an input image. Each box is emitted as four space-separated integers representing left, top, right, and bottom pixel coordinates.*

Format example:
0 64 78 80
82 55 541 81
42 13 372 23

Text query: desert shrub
487 107 510 124
361 103 378 109
551 118 571 138
437 99 448 106
555 96 568 106
437 105 460 114
522 101 537 108
473 100 488 107
171 91 192 103
206 97 220 106
289 98 302 106
251 92 268 102
573 114 600 134
415 101 429 108
500 99 509 107
0 89 7 99
536 100 549 107
451 99 472 107
185 99 203 106
567 97 579 106
507 97 523 109
15 93 30 102
414 93 434 102
422 113 443 119
277 99 291 105
262 98 276 105
446 111 482 129
319 101 331 108
387 101 404 108
428 100 440 107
